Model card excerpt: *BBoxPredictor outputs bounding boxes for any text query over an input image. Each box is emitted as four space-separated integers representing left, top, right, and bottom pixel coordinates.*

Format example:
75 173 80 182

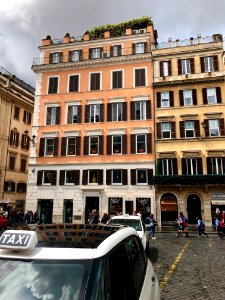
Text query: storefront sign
210 192 225 201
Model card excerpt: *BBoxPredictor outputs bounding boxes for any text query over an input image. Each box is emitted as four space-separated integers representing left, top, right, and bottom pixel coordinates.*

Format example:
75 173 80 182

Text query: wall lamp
24 129 36 146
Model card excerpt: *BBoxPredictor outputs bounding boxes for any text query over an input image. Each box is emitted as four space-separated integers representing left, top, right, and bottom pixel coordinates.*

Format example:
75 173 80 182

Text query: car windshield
108 219 142 231
0 259 91 300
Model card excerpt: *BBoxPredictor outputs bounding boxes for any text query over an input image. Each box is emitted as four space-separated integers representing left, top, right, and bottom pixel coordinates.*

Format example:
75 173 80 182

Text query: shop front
160 193 178 226
210 192 225 224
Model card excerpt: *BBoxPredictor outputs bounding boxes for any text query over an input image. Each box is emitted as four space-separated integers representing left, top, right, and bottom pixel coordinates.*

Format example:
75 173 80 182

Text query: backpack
183 217 188 227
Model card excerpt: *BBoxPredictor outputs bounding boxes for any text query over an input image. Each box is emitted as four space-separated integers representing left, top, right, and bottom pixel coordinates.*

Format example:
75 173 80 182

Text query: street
149 232 225 300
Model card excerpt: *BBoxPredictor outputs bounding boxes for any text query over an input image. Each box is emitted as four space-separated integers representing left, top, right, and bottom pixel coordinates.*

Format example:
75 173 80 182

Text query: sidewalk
156 225 217 234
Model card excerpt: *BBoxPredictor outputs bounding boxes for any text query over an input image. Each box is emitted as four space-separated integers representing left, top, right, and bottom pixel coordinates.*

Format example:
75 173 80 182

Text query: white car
107 214 148 251
0 224 159 300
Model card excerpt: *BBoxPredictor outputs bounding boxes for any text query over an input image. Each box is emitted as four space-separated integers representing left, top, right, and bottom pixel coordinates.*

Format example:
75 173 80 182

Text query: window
9 156 15 170
161 92 170 107
135 42 145 54
90 73 101 90
137 169 147 184
10 130 19 147
90 104 100 123
50 52 61 64
45 138 55 156
112 103 123 121
112 170 122 184
162 123 171 139
186 158 198 175
14 106 20 120
206 88 217 104
89 170 98 184
67 105 78 124
89 136 99 155
134 68 146 87
204 56 214 72
184 121 195 138
17 182 26 193
183 90 193 106
43 171 56 185
211 158 224 174
20 158 27 172
67 137 76 155
209 119 220 136
112 136 122 154
135 101 146 120
112 70 123 89
162 159 174 175
181 59 191 74
65 170 76 184
90 48 101 59
48 77 58 94
46 107 60 125
4 181 15 192
23 110 31 124
69 50 80 62
21 134 30 150
160 61 171 77
136 135 146 154
111 45 122 57
69 75 79 92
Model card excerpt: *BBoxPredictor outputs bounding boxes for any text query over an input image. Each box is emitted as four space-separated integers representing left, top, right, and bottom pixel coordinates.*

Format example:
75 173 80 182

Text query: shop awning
210 192 225 205
0 200 16 204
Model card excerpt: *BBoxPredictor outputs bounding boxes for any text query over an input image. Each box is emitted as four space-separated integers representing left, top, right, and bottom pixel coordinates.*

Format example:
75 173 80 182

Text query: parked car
0 215 7 230
107 214 148 251
0 224 160 300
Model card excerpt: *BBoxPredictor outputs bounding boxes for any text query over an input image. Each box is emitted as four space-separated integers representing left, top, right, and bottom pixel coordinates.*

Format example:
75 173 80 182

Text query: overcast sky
0 0 224 87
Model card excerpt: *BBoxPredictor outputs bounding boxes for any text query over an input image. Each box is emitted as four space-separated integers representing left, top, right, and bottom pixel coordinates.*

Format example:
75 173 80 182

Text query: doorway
160 193 178 226
85 197 99 223
125 201 133 215
37 199 53 224
187 194 201 224
63 199 73 223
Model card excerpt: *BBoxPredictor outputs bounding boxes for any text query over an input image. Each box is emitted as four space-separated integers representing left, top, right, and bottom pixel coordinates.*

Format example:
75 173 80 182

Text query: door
63 199 73 223
85 197 99 223
125 201 133 215
37 199 53 224
187 194 201 224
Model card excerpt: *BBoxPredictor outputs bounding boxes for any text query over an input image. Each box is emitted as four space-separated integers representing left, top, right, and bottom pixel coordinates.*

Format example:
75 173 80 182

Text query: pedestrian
197 216 208 237
101 213 109 224
88 209 99 224
146 213 157 239
176 212 185 237
182 213 189 238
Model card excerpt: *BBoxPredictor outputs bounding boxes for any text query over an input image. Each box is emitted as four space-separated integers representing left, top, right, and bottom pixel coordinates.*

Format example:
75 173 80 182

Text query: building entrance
187 194 201 224
85 197 99 223
37 199 53 224
160 193 178 226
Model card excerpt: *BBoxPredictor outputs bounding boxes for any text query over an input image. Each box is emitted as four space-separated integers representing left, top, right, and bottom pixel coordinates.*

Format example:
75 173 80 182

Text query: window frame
209 119 220 137
181 59 191 74
183 90 193 106
89 72 101 91
90 104 100 123
161 122 171 139
136 169 148 185
136 134 146 154
206 88 217 104
46 106 59 125
68 74 79 92
135 101 147 120
47 76 59 94
67 104 78 124
112 135 122 155
160 92 170 107
111 102 123 122
186 158 198 175
44 138 55 156
184 121 195 138
112 169 122 185
162 159 174 175
66 137 76 156
204 56 214 72
211 157 224 175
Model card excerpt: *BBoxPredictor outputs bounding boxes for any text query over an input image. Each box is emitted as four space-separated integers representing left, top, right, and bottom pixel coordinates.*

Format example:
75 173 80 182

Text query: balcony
154 174 225 186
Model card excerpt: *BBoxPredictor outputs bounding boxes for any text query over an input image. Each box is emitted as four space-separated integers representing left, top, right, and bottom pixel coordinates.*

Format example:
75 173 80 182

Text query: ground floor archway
160 193 178 226
187 194 201 224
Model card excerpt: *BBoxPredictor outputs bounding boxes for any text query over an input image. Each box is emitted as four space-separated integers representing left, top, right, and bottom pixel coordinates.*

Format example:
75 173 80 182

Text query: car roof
0 224 139 260
109 214 141 220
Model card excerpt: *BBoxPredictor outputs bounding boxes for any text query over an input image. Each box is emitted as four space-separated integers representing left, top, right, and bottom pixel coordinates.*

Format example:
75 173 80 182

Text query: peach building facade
27 19 157 223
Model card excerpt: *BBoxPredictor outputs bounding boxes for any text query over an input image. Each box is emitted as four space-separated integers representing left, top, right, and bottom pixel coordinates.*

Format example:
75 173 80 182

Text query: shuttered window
90 73 100 90
69 75 79 92
48 77 58 94
135 68 146 87
46 107 60 125
112 70 123 89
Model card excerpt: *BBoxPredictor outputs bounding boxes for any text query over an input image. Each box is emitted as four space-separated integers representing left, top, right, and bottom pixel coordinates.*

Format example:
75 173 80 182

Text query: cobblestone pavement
148 232 225 300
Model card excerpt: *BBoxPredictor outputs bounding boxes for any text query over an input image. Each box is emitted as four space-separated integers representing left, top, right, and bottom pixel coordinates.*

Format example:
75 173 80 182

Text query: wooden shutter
132 43 135 54
11 182 15 191
79 50 83 60
135 69 145 86
131 169 136 185
190 58 195 73
216 87 222 103
107 103 112 122
130 102 135 120
82 170 88 185
195 120 200 137
200 57 205 72
146 100 151 119
122 135 127 154
202 88 207 104
197 158 203 175
181 158 187 175
171 122 176 139
156 123 162 139
37 171 43 185
53 138 59 156
179 90 184 106
99 136 104 155
85 105 90 123
69 75 79 92
122 169 128 185
56 107 60 124
206 157 212 174
21 134 25 149
61 137 67 156
156 159 162 175
59 171 65 185
9 157 15 170
193 89 197 105
9 130 13 145
159 61 163 77
106 170 111 185
107 135 112 155
74 170 80 185
219 118 225 136
156 92 161 108
168 60 172 76
76 136 81 156
130 134 136 154
39 138 45 157
83 136 89 155
77 105 82 123
122 102 127 121
177 59 182 75
112 71 122 89
172 158 178 175
51 171 57 185
204 119 209 137
147 169 153 185
179 121 185 138
147 133 152 153
98 170 103 185
100 104 104 122
213 55 218 71
89 48 92 59
46 107 51 125
169 91 174 107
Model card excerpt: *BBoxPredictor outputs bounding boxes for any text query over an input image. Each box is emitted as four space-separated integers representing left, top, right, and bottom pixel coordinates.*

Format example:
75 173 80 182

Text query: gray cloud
0 0 224 87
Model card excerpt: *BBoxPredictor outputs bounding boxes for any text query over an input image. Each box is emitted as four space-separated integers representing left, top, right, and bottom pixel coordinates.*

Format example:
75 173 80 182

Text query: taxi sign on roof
0 230 38 251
